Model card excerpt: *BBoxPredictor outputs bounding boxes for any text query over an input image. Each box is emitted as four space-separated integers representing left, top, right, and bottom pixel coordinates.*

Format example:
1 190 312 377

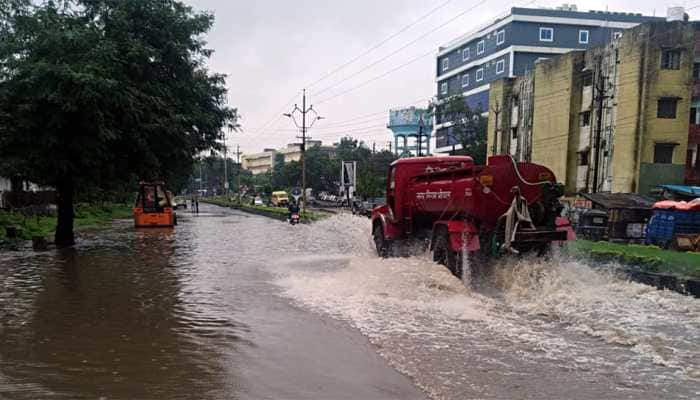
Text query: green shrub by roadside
0 203 132 241
570 240 700 278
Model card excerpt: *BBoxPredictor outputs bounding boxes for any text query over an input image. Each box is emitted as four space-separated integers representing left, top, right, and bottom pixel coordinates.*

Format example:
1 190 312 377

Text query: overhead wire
305 0 456 89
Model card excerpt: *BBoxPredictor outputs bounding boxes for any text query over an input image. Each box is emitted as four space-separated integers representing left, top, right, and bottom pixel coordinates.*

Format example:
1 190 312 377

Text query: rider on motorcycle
288 200 300 221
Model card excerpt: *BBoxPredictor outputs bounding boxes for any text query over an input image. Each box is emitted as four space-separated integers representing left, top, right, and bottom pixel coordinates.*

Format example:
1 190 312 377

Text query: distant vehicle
133 182 176 227
289 212 300 225
253 196 264 206
270 191 289 207
173 195 187 210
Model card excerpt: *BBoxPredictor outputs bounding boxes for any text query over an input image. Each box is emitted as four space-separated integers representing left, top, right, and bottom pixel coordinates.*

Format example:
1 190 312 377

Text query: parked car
253 196 264 206
270 191 289 207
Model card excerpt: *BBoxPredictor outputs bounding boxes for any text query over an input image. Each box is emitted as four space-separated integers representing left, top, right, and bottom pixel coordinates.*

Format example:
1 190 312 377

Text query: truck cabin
135 182 172 213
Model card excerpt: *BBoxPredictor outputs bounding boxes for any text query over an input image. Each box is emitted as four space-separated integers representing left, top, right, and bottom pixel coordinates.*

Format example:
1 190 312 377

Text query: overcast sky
186 0 697 155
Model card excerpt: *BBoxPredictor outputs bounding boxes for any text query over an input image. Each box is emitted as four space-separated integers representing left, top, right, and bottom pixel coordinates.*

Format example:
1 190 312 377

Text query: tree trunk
55 178 75 247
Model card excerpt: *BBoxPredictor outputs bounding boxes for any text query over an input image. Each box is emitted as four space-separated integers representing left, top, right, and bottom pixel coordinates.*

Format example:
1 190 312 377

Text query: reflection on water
0 218 243 399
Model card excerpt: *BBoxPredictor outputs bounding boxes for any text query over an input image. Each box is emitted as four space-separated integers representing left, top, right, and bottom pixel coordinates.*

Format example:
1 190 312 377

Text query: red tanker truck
371 155 574 277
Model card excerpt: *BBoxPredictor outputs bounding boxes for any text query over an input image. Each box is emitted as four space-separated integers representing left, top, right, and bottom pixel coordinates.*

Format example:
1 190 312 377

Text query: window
496 59 505 74
613 31 623 40
654 144 676 164
661 50 681 70
461 73 469 87
582 73 593 87
441 58 449 71
693 62 700 79
657 98 678 118
496 30 505 45
579 30 589 44
476 68 484 82
578 150 589 166
477 40 485 55
511 127 518 139
462 47 470 61
440 82 448 95
691 107 700 124
539 27 553 42
580 111 591 127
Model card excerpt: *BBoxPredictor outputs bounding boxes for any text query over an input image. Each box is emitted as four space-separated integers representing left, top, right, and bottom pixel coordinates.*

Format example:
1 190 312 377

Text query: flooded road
1 203 699 399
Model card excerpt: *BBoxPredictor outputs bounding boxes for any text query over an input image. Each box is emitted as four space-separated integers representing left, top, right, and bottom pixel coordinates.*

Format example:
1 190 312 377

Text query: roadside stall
579 193 655 243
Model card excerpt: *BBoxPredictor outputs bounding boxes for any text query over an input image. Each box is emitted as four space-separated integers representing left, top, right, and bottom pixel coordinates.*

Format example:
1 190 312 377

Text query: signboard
340 161 357 199
291 187 302 202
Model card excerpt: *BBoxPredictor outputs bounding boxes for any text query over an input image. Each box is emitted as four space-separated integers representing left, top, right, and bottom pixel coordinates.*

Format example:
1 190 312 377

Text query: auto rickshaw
133 182 176 227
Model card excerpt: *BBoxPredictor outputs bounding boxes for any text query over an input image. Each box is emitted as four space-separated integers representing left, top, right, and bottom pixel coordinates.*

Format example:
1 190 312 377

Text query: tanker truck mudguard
371 155 574 277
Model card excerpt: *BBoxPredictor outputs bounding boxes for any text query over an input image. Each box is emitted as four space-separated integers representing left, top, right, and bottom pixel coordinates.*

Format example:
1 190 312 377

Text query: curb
623 268 700 298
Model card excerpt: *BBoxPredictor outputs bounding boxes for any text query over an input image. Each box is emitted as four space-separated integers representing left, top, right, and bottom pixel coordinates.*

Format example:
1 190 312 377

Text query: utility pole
491 101 502 156
284 89 323 212
592 58 608 194
234 144 242 204
223 131 229 198
417 114 424 157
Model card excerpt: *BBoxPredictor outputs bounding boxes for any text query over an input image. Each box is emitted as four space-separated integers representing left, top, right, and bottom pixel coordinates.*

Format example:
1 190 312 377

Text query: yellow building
488 20 696 195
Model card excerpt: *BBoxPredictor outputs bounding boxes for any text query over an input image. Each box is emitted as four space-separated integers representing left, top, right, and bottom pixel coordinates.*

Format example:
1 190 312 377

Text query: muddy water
1 204 699 399
0 205 424 400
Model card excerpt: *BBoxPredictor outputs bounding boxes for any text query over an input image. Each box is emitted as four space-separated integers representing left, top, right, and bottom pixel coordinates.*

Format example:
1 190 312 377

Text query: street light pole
235 144 242 205
284 89 323 212
223 131 228 198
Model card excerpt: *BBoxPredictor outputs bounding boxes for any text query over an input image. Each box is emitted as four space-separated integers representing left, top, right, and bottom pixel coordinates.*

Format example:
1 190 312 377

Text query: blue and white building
433 5 663 153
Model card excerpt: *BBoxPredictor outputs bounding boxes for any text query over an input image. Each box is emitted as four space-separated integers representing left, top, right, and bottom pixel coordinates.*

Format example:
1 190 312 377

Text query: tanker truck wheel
373 224 392 258
433 231 461 278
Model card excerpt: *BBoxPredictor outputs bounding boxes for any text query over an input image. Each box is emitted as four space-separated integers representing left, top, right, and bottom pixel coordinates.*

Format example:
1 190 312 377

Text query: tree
430 95 487 164
0 0 237 246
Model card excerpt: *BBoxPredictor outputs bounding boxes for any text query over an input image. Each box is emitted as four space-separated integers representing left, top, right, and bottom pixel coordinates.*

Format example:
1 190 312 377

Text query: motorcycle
289 212 300 225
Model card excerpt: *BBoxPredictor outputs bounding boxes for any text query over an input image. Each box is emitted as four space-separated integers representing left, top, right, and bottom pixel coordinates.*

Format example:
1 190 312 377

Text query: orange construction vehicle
133 182 176 227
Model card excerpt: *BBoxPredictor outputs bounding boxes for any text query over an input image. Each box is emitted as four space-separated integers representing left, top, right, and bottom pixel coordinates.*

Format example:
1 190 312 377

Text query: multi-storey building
434 4 662 153
242 141 336 175
242 149 276 175
688 31 700 185
487 17 697 195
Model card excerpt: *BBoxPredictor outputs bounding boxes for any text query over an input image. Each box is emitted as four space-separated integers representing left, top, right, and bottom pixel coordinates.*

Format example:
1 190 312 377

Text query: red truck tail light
479 175 494 186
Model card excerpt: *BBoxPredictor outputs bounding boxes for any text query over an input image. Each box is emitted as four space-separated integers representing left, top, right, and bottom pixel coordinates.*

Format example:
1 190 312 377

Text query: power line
312 0 491 98
316 48 436 105
305 0 456 89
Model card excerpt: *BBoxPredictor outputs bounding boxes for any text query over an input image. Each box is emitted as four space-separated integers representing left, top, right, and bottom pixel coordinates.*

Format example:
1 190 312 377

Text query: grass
0 203 132 241
568 239 700 279
201 196 326 222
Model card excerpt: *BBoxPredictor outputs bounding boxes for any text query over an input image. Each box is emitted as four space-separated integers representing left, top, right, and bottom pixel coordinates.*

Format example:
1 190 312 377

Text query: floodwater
1 204 699 399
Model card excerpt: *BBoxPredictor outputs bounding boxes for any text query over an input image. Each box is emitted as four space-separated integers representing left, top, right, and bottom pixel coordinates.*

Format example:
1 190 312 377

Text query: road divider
200 197 328 223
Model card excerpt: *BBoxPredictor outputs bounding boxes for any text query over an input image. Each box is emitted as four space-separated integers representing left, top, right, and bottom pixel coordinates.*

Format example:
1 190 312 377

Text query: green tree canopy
0 0 237 245
430 95 487 164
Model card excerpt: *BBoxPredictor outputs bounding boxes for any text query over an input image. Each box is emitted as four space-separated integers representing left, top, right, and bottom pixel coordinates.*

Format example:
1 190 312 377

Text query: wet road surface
1 203 699 399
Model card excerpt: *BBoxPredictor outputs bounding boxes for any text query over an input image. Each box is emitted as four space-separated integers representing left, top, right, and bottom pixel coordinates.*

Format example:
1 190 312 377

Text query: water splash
274 213 700 398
